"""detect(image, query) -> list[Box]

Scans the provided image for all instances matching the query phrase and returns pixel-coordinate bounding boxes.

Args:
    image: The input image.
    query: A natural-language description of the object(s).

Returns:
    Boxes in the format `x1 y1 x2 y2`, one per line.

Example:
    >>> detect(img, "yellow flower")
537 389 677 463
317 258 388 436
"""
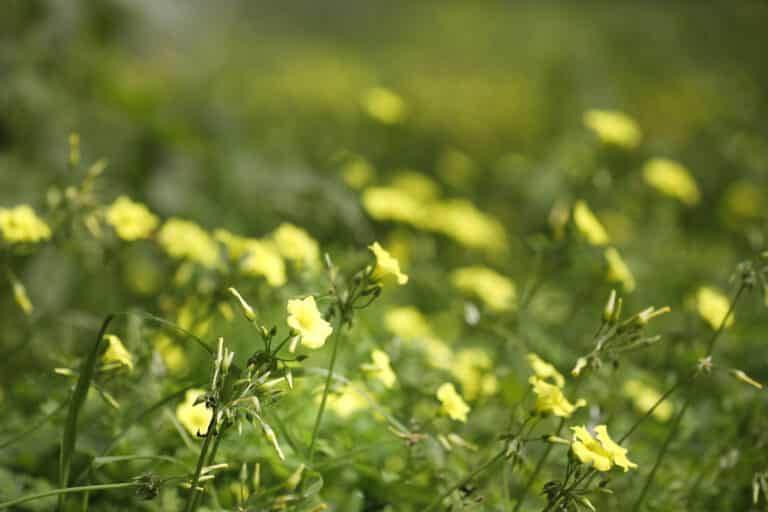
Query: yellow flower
623 379 672 422
571 425 613 471
361 349 396 388
362 186 426 226
0 205 51 244
157 218 219 269
583 109 642 149
272 223 319 268
105 196 159 241
527 353 565 388
451 266 516 311
573 201 609 245
694 286 734 329
529 377 585 417
452 349 495 401
390 171 441 201
424 199 507 253
154 335 186 374
384 306 433 339
286 296 333 349
594 425 637 472
643 158 700 206
422 337 455 370
342 156 375 189
240 240 286 287
369 242 408 285
323 383 368 418
436 382 470 422
102 334 134 371
604 247 636 292
361 87 406 124
176 389 213 436
722 180 763 221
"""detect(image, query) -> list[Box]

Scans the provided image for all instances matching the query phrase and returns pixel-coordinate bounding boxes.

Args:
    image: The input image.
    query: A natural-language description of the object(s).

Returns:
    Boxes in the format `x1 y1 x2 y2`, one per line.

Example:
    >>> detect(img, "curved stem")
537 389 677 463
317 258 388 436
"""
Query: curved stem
307 314 345 465
0 482 139 509
424 449 507 512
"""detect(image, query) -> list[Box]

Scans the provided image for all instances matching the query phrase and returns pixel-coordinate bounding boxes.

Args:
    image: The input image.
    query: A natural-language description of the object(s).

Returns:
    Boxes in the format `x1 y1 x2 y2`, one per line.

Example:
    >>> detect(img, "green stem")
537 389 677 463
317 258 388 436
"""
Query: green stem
0 482 140 509
307 314 345 465
513 415 566 512
183 409 218 512
424 449 507 512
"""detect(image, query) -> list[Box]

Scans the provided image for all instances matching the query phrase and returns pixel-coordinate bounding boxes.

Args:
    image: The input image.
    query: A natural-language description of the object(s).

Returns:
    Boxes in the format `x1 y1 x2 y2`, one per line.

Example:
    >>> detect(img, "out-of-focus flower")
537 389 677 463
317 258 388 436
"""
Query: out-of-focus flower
0 205 51 244
390 171 441 201
341 156 375 189
721 180 763 221
155 335 186 374
571 425 636 472
452 349 496 400
583 109 642 149
176 389 213 436
437 382 470 422
287 296 333 349
240 240 286 287
529 377 585 417
102 334 134 371
361 349 396 388
362 186 426 226
361 87 407 124
451 266 516 311
623 379 672 422
105 196 159 241
323 383 368 418
694 286 734 329
643 158 700 206
384 307 433 339
573 201 609 245
605 247 636 292
369 242 408 285
158 218 219 269
272 223 319 269
527 353 565 387
425 199 507 253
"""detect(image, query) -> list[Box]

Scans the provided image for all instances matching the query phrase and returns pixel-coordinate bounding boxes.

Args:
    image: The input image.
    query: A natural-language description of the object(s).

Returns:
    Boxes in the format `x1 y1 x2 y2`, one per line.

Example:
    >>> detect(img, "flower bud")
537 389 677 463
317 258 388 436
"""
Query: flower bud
603 289 617 323
729 369 763 390
228 287 256 322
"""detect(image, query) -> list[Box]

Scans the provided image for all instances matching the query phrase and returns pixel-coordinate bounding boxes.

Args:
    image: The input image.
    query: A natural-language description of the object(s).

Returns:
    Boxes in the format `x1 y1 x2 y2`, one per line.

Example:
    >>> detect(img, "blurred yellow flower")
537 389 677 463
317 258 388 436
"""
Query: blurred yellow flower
272 223 319 269
176 389 213 436
422 337 454 370
240 240 286 287
341 156 375 189
287 296 333 349
154 335 186 374
529 377 585 417
213 229 250 260
695 286 734 329
390 171 441 201
604 247 636 292
425 199 507 253
437 382 470 422
573 201 609 245
453 349 495 400
102 334 134 371
369 242 408 285
451 266 516 311
643 158 700 206
527 353 565 388
623 379 672 422
361 349 396 388
361 87 407 124
384 306 433 339
722 180 763 221
11 278 33 316
0 205 51 244
105 196 159 241
158 218 219 269
324 383 368 418
571 425 637 472
362 186 426 226
583 109 642 149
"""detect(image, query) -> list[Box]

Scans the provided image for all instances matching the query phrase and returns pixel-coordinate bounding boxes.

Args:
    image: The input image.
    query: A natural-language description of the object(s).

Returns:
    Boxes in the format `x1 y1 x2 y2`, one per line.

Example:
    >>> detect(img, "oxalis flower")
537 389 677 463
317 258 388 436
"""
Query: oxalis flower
102 334 134 371
570 425 637 472
436 382 470 422
361 349 397 388
369 242 408 285
176 389 213 437
527 353 565 387
529 377 585 418
286 296 333 349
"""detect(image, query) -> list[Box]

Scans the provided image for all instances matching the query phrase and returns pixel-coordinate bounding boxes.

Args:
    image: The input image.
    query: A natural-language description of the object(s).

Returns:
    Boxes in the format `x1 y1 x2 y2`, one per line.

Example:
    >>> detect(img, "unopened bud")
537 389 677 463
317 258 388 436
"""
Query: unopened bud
11 278 33 316
571 357 588 377
729 369 763 390
285 464 305 491
546 435 570 445
228 287 256 321
68 132 80 168
603 289 617 323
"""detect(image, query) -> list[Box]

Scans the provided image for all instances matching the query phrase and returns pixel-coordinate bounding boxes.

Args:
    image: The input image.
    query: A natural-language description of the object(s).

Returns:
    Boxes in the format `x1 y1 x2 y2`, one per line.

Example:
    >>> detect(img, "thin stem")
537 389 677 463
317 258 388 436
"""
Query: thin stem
704 284 745 355
619 371 693 444
0 482 140 509
307 313 344 465
424 449 507 512
183 409 218 512
513 417 566 512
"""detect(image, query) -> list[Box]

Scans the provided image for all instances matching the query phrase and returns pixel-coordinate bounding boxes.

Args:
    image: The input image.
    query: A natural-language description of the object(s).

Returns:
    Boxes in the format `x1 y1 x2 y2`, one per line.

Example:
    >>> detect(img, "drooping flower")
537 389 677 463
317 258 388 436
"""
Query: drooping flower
623 379 672 422
105 196 159 241
369 242 408 285
529 377 585 417
527 353 565 388
694 286 734 329
157 218 219 269
102 334 134 371
573 201 609 245
272 223 319 268
605 247 636 292
361 87 407 124
437 382 470 422
643 158 700 206
0 205 51 244
361 349 397 388
176 389 213 436
583 109 642 149
286 296 333 349
451 266 516 311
